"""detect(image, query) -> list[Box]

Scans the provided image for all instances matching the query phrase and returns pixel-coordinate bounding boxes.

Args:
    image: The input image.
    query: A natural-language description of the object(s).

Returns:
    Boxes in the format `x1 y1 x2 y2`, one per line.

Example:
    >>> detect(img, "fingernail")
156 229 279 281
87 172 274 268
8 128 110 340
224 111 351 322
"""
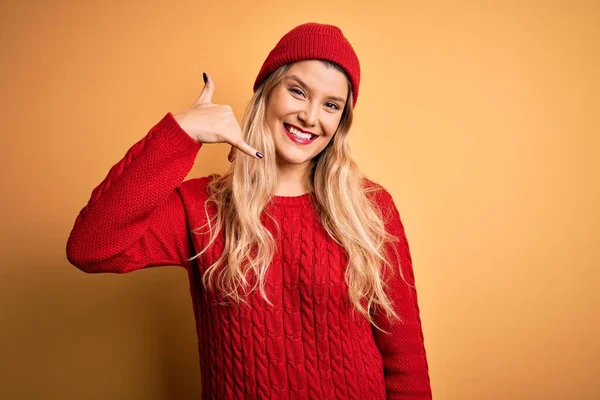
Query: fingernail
203 72 207 83
256 152 263 159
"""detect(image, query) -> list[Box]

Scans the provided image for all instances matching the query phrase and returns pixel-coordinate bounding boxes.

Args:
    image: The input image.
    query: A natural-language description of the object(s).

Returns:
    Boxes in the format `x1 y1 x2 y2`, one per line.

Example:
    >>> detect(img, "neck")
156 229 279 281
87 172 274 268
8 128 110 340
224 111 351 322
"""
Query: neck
275 160 311 196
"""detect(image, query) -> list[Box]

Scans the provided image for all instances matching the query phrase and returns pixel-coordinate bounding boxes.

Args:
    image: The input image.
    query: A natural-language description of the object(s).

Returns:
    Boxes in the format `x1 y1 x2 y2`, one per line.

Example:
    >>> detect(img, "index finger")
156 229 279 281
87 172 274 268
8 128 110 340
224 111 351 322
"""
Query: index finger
234 139 263 159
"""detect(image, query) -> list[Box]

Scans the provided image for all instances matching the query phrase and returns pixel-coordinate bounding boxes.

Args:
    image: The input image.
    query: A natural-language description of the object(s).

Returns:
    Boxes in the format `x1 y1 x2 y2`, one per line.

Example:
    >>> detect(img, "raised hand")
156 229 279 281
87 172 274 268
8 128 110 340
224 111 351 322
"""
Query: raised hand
173 73 263 160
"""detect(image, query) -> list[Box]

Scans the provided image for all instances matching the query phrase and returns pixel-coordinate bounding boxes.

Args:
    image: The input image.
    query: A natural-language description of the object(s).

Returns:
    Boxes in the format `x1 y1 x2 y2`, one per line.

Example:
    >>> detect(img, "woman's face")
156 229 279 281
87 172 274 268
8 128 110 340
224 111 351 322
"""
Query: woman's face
265 60 349 168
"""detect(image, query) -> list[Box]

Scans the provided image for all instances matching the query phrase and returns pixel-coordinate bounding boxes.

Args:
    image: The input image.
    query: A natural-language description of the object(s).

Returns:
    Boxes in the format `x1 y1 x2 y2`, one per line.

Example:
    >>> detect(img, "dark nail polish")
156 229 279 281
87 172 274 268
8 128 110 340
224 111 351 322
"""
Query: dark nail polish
256 152 264 159
203 72 207 83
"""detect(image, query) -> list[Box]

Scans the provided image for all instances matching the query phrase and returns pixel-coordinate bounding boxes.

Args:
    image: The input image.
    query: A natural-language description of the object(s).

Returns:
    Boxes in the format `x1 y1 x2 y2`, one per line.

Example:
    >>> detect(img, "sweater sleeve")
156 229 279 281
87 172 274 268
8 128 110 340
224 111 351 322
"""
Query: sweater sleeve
66 112 202 273
371 188 432 399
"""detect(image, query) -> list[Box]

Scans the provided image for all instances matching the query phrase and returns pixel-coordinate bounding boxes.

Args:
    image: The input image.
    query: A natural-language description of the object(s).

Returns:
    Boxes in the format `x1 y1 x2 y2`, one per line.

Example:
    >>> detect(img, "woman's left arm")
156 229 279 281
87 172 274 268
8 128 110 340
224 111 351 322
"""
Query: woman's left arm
371 188 432 399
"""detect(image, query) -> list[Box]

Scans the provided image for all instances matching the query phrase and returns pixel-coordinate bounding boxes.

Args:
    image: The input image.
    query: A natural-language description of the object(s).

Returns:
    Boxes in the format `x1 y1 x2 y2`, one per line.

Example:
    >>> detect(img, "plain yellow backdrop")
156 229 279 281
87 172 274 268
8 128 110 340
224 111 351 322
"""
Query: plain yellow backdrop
1 1 598 399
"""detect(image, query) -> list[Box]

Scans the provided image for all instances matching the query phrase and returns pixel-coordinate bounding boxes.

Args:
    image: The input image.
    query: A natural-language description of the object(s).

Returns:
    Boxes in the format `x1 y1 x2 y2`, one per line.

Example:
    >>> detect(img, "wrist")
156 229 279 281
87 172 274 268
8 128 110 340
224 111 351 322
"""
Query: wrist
172 112 198 142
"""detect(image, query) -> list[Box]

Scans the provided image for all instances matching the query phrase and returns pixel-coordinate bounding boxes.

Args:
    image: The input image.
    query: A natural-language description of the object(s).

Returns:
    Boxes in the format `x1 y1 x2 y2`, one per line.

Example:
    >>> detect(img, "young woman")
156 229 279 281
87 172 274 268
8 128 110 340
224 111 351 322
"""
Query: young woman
67 22 432 399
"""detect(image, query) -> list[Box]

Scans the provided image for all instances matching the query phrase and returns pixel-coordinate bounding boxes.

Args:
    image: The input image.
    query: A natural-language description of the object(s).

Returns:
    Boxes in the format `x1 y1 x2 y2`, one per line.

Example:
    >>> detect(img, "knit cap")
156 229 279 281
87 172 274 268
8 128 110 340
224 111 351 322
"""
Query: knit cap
253 22 361 106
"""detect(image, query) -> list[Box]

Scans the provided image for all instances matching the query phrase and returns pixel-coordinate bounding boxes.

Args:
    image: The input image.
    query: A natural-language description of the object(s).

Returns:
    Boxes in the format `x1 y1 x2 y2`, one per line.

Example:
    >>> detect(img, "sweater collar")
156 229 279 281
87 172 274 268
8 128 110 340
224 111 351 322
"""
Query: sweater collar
269 192 314 207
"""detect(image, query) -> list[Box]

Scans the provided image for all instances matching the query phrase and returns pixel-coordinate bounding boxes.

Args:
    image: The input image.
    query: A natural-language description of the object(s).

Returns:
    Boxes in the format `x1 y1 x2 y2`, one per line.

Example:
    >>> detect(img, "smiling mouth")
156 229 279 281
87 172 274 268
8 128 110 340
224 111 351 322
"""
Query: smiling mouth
283 123 318 140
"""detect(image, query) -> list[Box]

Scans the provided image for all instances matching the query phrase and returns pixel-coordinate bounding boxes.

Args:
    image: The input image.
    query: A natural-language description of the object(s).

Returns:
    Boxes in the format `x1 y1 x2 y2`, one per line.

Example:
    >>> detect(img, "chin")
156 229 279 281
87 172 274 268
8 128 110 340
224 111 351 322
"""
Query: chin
274 145 313 164
276 152 312 165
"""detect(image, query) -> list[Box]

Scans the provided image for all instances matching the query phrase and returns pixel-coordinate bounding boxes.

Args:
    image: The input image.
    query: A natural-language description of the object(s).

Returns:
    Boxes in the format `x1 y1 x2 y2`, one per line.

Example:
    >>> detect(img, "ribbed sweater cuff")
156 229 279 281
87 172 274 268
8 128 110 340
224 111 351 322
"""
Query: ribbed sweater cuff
155 111 203 154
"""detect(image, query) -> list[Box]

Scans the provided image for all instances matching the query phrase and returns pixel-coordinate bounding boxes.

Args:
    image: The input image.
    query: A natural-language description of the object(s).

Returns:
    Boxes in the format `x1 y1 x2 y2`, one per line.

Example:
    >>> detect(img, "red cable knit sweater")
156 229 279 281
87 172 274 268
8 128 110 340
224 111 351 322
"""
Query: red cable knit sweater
66 112 431 399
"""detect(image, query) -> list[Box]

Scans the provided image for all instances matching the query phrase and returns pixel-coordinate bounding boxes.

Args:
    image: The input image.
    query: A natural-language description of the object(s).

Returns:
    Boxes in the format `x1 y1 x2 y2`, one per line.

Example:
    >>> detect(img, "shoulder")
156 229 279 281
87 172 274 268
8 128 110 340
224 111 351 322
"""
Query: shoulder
176 175 221 228
362 177 395 209
180 175 217 198
361 178 406 235
178 174 222 216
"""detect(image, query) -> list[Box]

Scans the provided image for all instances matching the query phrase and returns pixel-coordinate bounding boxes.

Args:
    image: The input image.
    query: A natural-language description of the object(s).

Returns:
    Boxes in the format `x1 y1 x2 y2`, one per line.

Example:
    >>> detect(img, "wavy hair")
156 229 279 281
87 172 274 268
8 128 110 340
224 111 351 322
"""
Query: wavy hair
188 61 408 331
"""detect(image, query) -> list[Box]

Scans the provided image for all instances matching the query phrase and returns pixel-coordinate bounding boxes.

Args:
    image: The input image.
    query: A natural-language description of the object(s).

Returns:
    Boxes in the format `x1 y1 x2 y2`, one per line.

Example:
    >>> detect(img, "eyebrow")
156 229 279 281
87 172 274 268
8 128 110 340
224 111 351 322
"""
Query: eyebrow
285 75 347 104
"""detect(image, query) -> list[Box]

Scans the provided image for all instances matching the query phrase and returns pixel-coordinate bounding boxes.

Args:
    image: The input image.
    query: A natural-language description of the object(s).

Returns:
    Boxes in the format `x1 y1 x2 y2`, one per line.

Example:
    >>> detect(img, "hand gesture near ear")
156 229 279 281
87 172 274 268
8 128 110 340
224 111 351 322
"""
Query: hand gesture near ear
173 73 263 160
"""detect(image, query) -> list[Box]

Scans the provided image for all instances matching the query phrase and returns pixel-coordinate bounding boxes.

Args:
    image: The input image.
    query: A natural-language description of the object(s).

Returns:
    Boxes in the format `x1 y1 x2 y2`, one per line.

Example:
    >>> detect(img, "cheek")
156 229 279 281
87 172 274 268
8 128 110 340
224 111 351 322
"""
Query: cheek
267 90 295 119
323 116 342 137
318 133 336 150
265 93 282 120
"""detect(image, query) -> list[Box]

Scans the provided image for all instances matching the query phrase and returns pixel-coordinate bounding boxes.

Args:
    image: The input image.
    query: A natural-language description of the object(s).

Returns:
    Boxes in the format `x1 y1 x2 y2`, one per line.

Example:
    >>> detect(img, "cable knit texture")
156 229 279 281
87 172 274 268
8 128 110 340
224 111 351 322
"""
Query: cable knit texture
66 112 432 399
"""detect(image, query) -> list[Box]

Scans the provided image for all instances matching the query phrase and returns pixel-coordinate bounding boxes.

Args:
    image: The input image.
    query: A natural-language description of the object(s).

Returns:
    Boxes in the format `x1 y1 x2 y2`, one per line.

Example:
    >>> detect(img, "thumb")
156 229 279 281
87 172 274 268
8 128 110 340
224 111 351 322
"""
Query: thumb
194 72 214 105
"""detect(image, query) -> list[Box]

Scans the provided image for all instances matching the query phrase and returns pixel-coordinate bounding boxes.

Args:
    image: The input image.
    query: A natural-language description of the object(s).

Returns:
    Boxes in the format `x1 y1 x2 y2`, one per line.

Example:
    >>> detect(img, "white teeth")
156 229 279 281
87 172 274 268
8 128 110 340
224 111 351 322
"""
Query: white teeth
287 125 313 140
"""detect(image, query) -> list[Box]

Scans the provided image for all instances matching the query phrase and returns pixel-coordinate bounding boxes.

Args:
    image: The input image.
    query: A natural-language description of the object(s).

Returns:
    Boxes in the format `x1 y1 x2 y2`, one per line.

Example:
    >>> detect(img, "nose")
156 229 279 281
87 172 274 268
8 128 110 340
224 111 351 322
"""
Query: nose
298 101 318 127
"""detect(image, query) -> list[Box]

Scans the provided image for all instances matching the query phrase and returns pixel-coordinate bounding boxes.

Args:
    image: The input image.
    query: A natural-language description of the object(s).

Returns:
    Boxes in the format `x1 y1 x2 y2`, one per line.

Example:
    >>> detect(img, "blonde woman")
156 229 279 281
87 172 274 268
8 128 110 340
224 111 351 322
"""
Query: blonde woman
67 22 432 399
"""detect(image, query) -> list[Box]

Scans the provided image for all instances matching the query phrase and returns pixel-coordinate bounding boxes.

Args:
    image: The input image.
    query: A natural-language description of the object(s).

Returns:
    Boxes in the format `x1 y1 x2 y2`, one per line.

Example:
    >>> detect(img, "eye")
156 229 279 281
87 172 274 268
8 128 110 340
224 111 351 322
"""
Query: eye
288 87 305 97
325 102 340 110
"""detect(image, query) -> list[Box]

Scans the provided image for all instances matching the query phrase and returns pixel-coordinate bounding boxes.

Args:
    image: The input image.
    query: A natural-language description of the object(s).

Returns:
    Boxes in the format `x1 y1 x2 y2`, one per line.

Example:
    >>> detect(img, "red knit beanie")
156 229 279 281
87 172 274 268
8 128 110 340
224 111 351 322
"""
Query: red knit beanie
253 22 361 106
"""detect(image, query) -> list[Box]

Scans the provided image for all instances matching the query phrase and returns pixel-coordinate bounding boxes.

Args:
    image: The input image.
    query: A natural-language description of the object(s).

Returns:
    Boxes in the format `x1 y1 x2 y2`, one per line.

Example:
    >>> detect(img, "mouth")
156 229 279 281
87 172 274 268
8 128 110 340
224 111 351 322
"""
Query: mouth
283 123 318 145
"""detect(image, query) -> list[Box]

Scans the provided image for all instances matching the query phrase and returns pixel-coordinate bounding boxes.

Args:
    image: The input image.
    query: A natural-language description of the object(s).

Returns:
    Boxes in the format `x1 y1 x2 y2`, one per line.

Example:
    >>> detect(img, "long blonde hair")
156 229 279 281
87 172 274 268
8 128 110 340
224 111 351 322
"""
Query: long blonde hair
188 61 407 331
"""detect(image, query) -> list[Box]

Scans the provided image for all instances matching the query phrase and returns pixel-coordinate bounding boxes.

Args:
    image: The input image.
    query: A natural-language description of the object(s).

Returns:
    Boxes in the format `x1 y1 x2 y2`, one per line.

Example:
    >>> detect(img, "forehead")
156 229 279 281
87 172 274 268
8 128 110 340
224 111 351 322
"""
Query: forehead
283 60 348 97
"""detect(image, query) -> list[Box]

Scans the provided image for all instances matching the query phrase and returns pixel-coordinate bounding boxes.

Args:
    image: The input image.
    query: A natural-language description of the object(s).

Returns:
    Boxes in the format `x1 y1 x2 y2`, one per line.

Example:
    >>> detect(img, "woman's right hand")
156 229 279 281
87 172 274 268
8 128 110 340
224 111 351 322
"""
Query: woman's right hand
173 72 263 160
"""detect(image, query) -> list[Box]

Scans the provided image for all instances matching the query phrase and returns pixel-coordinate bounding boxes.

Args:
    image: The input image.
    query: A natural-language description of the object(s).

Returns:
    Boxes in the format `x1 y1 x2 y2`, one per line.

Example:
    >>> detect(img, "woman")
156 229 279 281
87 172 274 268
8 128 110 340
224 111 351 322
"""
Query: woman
66 22 432 399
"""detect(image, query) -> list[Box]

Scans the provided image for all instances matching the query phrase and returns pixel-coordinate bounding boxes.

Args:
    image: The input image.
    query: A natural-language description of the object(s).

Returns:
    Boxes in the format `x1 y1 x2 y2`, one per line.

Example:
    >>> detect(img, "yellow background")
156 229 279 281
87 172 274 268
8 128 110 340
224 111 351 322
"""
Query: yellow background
1 1 598 399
